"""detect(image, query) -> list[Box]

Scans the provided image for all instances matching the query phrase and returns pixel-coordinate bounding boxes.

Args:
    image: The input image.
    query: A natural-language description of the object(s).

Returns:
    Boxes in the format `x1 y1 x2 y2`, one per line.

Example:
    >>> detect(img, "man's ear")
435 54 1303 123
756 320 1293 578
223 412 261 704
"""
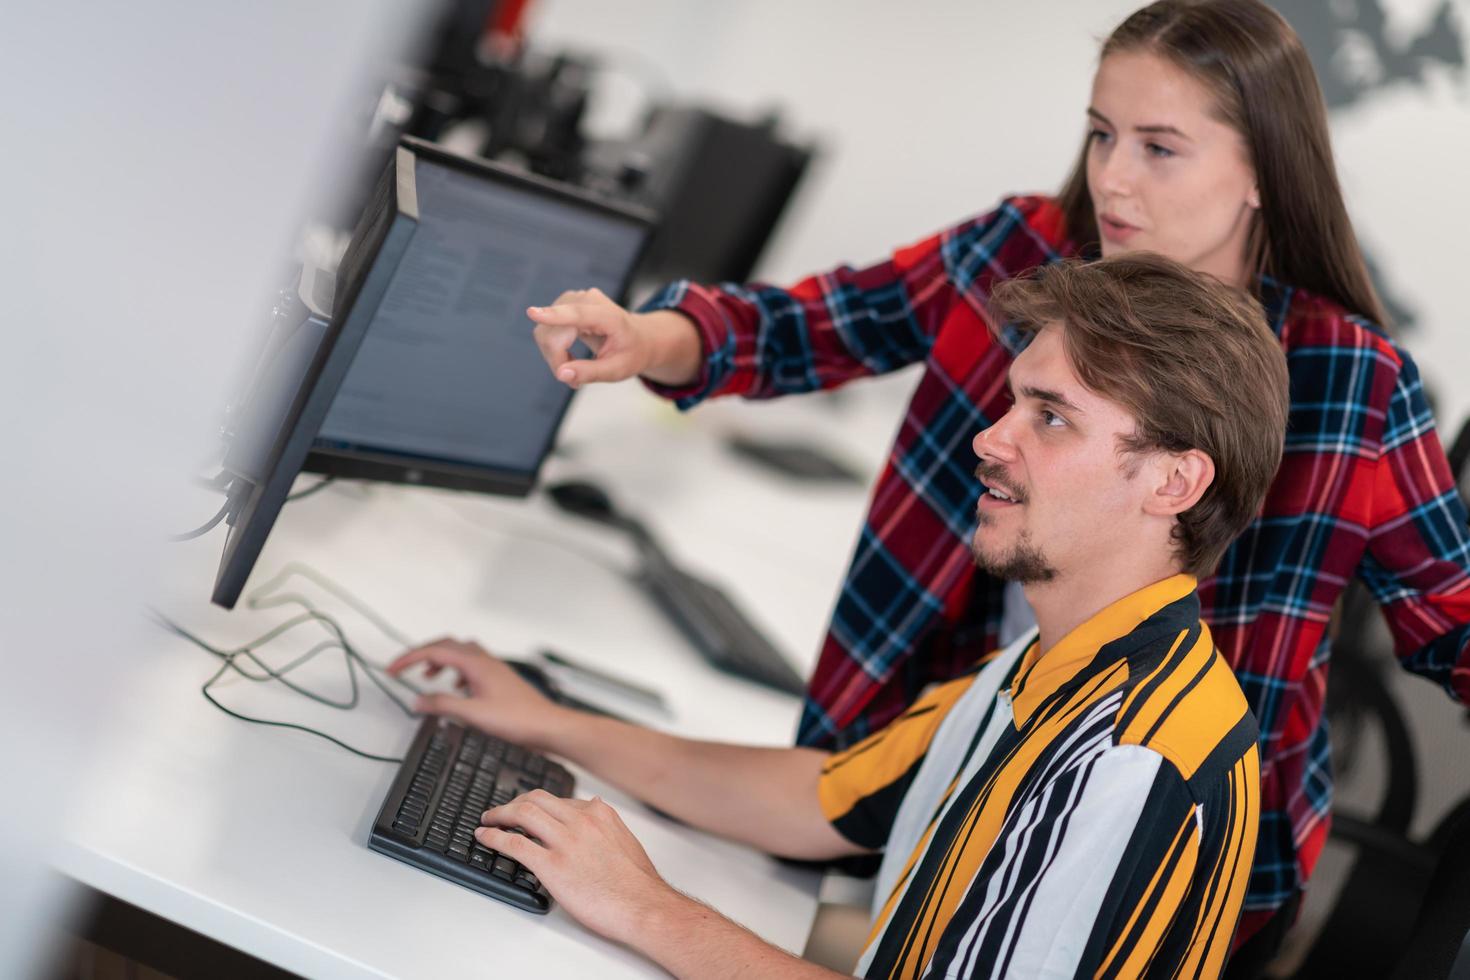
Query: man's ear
1142 449 1215 518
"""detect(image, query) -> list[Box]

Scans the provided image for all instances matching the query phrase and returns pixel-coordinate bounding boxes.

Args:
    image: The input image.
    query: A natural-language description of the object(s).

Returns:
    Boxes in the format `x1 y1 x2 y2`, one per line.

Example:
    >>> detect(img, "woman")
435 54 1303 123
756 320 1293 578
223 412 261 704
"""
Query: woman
527 0 1470 970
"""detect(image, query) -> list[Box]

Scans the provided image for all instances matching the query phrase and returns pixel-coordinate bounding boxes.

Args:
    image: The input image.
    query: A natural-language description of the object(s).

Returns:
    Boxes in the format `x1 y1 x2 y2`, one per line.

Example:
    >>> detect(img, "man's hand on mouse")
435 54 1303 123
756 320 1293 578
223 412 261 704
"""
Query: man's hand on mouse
387 638 572 750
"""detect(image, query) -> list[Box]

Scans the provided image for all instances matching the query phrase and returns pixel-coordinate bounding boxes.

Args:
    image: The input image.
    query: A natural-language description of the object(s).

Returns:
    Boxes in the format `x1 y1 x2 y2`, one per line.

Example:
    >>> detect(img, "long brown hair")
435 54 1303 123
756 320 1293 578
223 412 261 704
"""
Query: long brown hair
1056 0 1391 327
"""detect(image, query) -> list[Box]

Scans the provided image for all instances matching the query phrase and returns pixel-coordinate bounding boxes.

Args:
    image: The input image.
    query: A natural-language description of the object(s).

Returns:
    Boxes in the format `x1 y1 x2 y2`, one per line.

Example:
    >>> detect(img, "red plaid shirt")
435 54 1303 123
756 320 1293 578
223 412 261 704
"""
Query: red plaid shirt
641 195 1470 941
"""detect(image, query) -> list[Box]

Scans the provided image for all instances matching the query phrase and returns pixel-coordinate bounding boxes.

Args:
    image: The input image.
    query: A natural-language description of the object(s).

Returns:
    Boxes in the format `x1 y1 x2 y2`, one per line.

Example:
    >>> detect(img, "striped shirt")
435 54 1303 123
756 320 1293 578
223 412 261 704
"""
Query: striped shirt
640 194 1470 941
818 575 1259 979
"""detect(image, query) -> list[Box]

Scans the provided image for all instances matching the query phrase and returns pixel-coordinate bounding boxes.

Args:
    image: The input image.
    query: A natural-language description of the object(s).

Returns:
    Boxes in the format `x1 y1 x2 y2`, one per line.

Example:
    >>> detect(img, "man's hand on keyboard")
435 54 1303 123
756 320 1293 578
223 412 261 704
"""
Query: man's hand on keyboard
475 789 670 944
387 638 571 750
477 790 849 978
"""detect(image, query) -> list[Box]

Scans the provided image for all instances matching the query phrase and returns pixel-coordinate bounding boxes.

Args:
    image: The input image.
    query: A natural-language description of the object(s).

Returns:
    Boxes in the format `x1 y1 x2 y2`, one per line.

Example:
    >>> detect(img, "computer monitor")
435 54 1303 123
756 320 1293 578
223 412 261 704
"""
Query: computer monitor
304 137 652 494
632 106 812 286
210 138 652 609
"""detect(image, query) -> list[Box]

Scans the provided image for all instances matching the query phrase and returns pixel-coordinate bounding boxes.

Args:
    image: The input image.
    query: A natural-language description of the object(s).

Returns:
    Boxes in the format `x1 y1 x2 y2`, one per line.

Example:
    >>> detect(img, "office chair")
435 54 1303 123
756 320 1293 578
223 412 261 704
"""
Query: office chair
1286 415 1470 980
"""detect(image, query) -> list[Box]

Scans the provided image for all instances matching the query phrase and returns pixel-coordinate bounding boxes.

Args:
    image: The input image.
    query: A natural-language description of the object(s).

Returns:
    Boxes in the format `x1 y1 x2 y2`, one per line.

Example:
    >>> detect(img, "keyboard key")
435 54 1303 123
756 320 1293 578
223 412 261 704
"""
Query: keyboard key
491 856 517 880
448 842 471 862
514 872 539 892
469 848 491 870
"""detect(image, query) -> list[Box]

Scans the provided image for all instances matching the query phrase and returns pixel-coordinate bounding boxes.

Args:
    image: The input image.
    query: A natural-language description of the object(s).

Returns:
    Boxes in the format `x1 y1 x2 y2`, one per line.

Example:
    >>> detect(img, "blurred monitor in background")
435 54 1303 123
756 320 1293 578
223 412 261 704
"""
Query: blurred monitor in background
627 106 813 287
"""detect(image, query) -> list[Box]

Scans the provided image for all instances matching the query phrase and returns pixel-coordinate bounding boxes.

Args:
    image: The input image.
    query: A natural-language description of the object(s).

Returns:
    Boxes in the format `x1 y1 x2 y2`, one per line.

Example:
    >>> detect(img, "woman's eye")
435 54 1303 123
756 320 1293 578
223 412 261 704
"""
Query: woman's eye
1040 409 1066 428
1146 142 1175 159
1088 128 1112 145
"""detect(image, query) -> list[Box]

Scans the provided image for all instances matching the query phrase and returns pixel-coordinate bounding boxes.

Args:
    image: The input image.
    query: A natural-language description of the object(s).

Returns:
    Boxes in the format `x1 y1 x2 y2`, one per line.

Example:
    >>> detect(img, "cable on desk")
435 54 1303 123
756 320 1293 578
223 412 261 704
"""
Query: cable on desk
246 561 418 650
150 609 408 764
147 562 429 765
245 562 427 712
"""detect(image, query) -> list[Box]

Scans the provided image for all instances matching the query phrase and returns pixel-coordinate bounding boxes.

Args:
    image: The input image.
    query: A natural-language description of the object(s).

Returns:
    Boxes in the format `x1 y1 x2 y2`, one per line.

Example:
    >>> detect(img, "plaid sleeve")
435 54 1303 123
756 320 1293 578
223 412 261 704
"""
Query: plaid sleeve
636 199 1046 408
1357 350 1470 702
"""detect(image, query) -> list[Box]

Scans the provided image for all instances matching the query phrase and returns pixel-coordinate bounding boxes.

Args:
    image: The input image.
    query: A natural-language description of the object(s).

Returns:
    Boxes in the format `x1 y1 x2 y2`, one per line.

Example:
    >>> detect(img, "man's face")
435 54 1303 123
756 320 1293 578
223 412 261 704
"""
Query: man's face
970 325 1153 583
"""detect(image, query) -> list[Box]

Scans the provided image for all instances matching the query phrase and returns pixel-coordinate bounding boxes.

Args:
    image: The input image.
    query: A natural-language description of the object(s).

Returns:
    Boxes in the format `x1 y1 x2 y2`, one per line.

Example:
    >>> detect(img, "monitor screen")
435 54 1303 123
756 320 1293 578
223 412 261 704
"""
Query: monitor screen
212 140 652 608
308 141 652 494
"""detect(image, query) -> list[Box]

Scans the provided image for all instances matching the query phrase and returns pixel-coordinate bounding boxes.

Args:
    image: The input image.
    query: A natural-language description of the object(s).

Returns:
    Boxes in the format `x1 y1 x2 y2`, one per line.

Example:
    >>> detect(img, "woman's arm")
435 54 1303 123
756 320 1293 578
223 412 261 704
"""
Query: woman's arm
1358 353 1470 703
528 197 1066 406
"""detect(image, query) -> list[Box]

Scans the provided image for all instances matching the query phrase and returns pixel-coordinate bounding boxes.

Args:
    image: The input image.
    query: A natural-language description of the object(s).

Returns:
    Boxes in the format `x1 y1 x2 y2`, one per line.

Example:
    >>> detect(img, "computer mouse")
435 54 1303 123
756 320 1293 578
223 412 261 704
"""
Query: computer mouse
546 479 619 523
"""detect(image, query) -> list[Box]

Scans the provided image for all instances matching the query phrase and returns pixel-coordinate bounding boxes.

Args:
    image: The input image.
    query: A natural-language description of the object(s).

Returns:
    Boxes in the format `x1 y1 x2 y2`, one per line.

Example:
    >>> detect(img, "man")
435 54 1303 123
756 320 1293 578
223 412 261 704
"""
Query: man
389 254 1289 978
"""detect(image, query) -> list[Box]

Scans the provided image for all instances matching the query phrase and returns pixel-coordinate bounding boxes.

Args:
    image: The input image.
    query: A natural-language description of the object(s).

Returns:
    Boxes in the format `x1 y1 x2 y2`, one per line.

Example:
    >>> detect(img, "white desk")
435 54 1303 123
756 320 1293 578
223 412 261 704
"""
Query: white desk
55 378 908 978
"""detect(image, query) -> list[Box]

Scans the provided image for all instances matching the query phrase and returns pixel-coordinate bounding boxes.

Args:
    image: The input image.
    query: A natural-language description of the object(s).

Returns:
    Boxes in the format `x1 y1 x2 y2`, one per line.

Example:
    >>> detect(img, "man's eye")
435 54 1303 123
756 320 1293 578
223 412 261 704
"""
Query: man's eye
1040 409 1066 428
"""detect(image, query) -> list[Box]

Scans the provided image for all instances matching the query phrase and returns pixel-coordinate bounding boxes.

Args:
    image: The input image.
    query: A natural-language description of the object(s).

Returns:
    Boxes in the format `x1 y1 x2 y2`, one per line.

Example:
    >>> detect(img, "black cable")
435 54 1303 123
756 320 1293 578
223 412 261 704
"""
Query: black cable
286 477 336 502
200 668 404 765
246 562 417 650
169 498 233 542
161 609 367 709
246 593 421 713
150 608 411 764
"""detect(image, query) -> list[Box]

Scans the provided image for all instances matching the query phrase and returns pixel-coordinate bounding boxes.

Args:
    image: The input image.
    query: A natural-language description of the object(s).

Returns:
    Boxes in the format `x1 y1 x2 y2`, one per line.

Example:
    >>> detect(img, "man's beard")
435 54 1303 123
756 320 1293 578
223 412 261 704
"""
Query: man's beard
972 461 1056 582
971 526 1058 584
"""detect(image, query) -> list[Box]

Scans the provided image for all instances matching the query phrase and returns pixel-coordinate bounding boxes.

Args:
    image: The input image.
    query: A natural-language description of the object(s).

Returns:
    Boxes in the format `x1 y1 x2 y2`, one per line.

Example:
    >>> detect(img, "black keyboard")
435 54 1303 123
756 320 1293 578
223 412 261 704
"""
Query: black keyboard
543 478 808 697
369 716 574 913
638 559 807 697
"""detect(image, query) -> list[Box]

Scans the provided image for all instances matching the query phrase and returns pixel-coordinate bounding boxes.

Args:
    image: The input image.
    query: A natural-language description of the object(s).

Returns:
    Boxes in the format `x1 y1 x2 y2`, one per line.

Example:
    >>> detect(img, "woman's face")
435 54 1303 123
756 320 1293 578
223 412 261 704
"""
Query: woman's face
1086 50 1260 287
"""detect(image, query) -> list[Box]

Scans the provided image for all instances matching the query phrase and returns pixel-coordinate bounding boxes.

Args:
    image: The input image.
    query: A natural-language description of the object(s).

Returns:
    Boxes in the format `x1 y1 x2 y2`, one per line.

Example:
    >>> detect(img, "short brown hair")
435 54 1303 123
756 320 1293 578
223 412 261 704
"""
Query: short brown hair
989 254 1289 576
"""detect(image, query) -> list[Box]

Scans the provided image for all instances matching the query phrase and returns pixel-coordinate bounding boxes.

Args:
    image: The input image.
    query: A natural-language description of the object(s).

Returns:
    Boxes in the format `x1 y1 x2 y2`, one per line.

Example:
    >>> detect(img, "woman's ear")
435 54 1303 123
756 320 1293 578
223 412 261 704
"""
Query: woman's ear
1247 184 1261 210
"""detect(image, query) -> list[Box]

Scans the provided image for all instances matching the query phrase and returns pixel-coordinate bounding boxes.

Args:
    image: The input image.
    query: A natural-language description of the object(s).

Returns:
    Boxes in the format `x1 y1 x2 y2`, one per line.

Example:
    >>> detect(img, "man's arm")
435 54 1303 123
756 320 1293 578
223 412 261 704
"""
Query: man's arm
477 792 849 979
387 639 866 861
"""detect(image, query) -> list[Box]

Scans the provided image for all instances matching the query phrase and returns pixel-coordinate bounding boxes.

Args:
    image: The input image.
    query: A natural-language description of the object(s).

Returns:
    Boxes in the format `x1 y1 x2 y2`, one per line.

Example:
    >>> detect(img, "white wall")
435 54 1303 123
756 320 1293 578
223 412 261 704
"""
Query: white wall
530 0 1470 427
